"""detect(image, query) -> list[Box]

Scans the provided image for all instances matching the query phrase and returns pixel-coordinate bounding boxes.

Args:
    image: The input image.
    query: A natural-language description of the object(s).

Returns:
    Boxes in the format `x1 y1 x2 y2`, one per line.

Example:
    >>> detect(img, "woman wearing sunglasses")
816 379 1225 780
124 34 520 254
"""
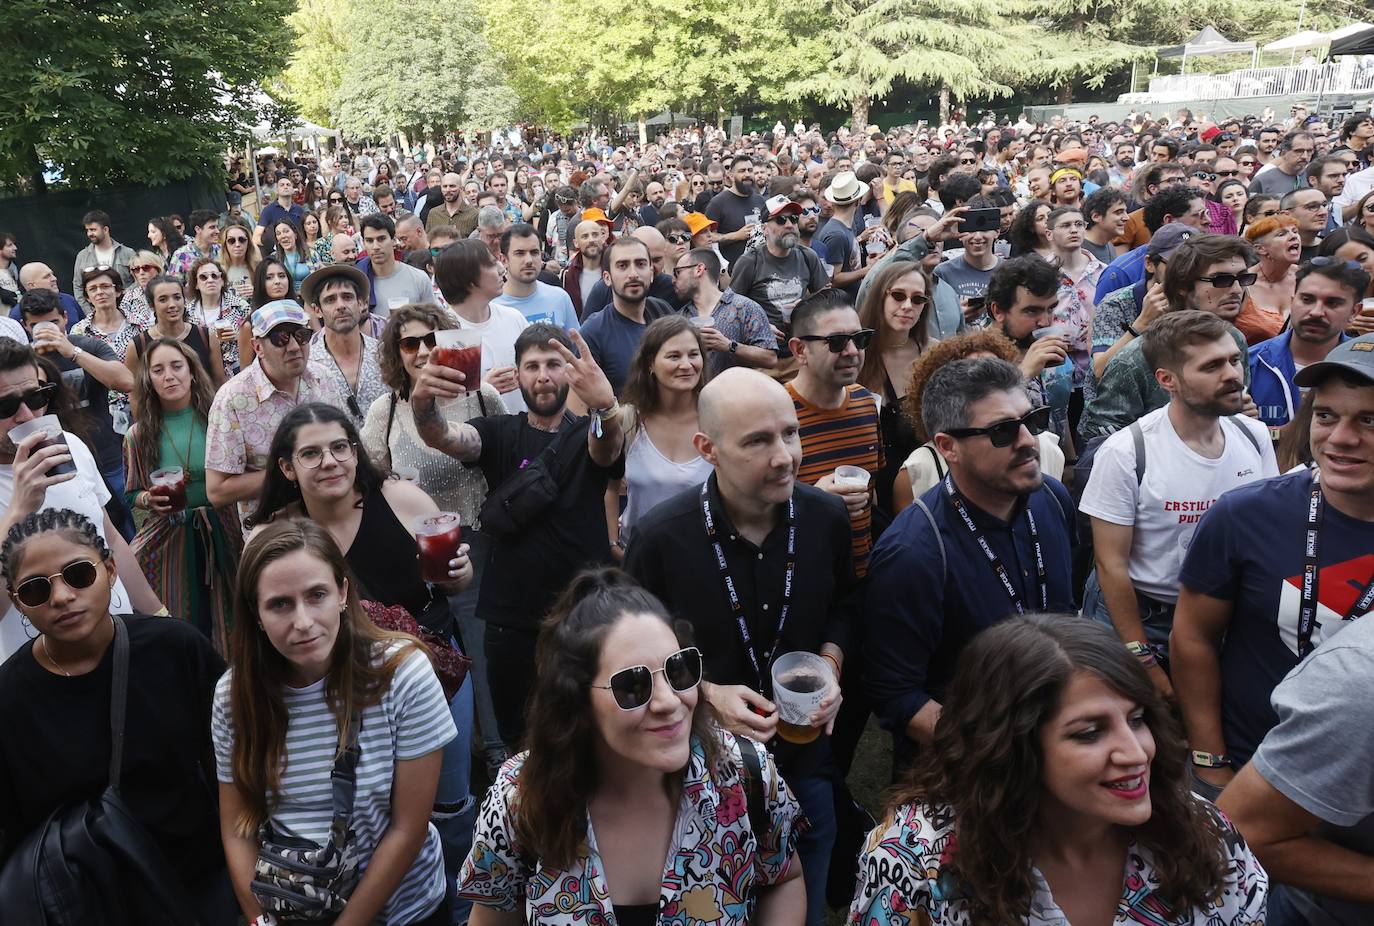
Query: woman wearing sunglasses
0 508 234 922
186 256 250 377
220 218 260 303
460 567 806 926
120 250 163 328
849 614 1266 926
215 519 458 926
1239 215 1301 345
124 274 225 390
124 338 242 656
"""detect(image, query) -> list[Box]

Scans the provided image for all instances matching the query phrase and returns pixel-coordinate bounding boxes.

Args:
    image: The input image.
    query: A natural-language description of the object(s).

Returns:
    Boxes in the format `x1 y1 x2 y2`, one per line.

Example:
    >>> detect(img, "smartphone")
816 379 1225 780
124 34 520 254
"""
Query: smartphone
959 208 1001 233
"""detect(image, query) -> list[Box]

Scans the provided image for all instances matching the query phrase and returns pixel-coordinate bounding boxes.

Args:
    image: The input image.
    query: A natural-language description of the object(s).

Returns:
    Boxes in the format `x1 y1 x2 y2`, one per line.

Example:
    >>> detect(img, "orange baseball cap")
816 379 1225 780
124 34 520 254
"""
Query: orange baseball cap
684 212 718 236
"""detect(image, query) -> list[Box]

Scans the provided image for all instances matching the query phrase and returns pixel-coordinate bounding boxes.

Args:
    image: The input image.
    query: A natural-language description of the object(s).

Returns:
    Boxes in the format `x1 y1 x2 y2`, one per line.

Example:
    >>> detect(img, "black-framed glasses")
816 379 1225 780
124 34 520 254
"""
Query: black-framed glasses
798 329 875 353
772 214 798 226
1309 256 1362 271
1198 272 1258 289
399 331 438 353
0 382 56 419
11 560 99 608
1215 169 1240 178
591 646 703 711
294 438 356 469
945 405 1052 448
708 180 724 188
1192 171 1217 181
225 234 249 245
265 326 312 348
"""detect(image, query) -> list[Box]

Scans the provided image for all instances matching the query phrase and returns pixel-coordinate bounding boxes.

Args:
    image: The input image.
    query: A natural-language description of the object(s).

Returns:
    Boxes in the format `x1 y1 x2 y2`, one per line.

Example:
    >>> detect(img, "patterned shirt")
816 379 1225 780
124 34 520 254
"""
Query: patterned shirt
70 314 141 430
118 287 155 330
1053 252 1103 392
167 241 220 283
1091 284 1142 358
850 800 1267 926
686 288 778 377
187 291 252 373
308 330 387 424
460 731 804 926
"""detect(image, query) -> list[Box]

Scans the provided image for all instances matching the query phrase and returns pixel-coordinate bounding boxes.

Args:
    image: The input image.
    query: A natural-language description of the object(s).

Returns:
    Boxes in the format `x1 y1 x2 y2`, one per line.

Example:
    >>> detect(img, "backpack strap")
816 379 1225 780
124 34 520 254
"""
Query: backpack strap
924 444 947 480
736 737 768 843
911 498 947 578
1223 415 1263 456
1130 420 1146 486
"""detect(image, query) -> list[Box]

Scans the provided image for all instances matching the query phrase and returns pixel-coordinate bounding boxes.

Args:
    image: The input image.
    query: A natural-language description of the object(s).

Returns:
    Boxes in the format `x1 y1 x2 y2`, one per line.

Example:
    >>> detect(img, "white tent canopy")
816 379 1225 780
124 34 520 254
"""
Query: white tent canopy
252 118 341 143
1156 26 1258 72
1263 30 1329 52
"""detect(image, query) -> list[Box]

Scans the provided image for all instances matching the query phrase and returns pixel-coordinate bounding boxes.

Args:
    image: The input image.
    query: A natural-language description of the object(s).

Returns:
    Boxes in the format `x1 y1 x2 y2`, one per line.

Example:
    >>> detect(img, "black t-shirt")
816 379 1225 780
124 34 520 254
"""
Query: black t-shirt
54 335 122 474
471 413 625 629
0 615 226 886
705 190 766 265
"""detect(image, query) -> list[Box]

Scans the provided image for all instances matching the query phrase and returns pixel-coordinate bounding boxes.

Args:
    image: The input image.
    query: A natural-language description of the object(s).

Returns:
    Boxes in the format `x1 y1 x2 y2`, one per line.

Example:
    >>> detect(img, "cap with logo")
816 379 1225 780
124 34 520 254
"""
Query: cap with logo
1147 223 1196 260
765 195 802 220
1294 333 1374 387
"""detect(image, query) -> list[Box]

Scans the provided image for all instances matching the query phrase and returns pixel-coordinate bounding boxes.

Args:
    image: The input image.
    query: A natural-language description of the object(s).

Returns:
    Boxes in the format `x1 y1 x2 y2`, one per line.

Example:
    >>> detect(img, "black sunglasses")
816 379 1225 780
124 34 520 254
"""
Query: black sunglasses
1198 272 1258 289
0 382 57 419
665 233 691 245
266 326 312 348
945 405 1052 448
772 214 798 226
591 646 703 711
399 332 438 353
798 329 875 353
1215 169 1240 178
11 559 100 608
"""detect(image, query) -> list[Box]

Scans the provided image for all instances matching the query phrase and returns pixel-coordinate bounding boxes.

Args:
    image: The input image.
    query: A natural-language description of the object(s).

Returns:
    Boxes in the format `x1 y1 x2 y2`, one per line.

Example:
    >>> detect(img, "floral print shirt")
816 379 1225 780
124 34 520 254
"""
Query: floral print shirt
850 801 1267 926
460 731 805 926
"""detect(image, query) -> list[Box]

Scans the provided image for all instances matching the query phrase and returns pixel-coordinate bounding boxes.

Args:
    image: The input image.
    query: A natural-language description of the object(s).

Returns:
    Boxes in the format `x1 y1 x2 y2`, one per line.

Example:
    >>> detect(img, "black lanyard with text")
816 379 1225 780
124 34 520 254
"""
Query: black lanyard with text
700 482 796 692
1297 475 1374 657
943 474 1047 614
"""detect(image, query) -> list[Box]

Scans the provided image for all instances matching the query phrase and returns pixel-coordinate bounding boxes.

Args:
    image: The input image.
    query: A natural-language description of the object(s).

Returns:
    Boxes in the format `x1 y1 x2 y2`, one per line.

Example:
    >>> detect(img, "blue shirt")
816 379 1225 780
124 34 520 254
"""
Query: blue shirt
864 475 1077 764
257 201 306 229
579 298 674 395
9 292 83 329
1247 331 1347 429
1180 470 1374 764
1094 244 1147 304
491 282 580 331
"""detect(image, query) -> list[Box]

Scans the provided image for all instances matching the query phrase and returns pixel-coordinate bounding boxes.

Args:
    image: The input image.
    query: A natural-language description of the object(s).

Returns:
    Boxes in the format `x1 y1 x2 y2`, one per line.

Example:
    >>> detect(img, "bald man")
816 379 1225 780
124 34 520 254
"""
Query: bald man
329 233 358 265
424 171 478 237
625 366 858 926
561 218 610 319
10 263 82 328
579 223 678 317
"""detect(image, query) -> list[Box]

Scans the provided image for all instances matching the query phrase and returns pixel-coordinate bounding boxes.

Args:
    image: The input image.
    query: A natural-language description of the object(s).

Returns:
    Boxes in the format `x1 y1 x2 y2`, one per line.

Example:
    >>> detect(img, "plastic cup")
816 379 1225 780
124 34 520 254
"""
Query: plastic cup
387 297 407 313
31 321 60 354
9 415 76 476
415 512 462 584
689 315 715 328
149 466 188 510
1362 297 1374 316
1032 325 1069 340
832 464 871 492
771 651 832 745
432 329 483 392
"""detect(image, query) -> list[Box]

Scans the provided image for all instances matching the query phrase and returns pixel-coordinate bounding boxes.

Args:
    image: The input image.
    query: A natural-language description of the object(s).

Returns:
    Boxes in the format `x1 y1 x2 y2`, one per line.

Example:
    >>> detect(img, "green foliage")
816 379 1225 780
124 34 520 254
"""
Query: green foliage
0 0 294 190
282 0 351 127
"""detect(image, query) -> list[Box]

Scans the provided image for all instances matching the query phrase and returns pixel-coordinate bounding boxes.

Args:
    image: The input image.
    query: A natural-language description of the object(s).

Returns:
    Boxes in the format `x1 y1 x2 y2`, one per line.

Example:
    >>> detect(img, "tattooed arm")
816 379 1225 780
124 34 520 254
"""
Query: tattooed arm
410 362 484 462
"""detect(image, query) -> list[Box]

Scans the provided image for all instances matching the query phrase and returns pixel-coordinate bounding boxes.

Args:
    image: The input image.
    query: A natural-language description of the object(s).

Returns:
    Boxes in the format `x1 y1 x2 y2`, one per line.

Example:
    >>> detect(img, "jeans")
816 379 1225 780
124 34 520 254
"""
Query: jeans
787 774 837 926
485 622 540 752
450 532 506 769
433 657 476 926
1266 884 1312 926
102 458 135 542
1083 569 1176 664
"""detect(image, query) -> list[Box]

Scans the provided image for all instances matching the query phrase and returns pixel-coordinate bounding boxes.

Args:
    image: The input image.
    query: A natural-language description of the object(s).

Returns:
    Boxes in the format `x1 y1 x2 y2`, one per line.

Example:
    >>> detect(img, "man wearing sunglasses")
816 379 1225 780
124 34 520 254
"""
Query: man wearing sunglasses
728 195 829 334
865 357 1076 773
205 300 346 517
1082 311 1276 703
0 339 163 660
625 366 857 926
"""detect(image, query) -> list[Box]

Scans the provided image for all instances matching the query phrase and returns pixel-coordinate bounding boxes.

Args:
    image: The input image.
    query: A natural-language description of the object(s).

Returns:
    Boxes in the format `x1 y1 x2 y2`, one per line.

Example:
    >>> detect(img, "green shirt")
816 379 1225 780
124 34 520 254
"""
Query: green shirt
158 406 210 509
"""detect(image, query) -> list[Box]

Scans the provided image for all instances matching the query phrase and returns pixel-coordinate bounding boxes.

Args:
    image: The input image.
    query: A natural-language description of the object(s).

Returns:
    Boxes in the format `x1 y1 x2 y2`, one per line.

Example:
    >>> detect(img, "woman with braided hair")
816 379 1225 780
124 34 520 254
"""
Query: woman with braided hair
0 508 235 921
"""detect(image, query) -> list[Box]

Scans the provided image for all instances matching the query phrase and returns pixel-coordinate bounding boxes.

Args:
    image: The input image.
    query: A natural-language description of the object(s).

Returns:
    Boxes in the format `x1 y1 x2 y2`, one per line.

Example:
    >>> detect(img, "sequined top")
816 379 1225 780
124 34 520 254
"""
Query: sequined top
359 387 504 528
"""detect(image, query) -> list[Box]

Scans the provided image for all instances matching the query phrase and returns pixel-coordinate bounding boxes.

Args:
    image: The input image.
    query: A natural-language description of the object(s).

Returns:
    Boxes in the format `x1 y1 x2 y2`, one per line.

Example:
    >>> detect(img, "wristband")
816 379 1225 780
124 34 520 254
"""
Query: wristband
820 651 842 680
1125 323 1140 338
728 340 739 354
1124 641 1157 667
1190 750 1232 769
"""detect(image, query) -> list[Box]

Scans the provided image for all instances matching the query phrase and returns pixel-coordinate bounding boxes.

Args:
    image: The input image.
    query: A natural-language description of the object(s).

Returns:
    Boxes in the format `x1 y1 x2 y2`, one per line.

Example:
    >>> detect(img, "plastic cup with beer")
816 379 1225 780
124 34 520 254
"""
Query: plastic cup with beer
770 651 832 744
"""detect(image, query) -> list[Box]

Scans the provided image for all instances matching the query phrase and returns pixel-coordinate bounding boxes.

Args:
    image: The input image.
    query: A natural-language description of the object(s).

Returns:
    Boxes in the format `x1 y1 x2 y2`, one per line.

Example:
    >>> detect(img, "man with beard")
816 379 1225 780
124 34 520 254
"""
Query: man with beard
728 195 828 332
638 180 667 227
1248 259 1364 429
985 256 1072 419
1080 311 1275 701
302 264 385 423
864 356 1077 773
705 154 766 266
579 237 674 394
560 218 610 320
1081 235 1260 440
409 322 625 749
424 172 479 238
674 248 776 376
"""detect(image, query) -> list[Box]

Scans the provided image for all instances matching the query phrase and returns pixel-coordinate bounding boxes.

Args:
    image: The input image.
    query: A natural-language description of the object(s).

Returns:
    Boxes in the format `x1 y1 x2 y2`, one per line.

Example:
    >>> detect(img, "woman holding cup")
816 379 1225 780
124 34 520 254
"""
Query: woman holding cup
219 219 259 303
124 338 243 656
185 256 249 376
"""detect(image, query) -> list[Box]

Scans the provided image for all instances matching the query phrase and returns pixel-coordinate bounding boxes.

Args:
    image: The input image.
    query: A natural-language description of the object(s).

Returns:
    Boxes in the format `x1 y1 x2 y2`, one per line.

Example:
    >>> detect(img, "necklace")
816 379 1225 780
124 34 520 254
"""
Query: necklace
40 635 71 677
1257 261 1287 285
165 405 198 474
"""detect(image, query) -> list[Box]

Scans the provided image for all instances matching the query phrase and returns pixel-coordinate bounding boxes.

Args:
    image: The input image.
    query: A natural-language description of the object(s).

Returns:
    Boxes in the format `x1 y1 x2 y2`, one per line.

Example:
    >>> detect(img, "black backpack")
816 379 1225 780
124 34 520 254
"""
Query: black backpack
0 617 201 925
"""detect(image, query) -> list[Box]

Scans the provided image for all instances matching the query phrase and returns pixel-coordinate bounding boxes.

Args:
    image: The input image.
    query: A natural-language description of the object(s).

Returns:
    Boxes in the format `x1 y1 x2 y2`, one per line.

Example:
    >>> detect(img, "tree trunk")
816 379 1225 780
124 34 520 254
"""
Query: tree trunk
938 83 951 126
398 129 411 155
1056 81 1074 104
638 112 647 147
850 93 870 135
25 144 46 195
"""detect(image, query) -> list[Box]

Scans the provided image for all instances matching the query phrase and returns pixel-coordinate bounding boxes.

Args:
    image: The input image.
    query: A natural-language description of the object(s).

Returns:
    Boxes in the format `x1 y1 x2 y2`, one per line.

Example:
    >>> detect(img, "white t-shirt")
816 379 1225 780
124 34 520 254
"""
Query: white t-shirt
1080 406 1278 601
0 432 131 661
455 303 531 413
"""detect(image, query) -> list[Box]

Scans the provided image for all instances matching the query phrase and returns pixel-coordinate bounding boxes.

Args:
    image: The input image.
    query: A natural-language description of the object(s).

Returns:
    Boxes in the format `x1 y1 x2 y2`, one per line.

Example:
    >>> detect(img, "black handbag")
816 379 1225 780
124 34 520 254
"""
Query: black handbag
0 616 202 925
250 713 364 921
478 412 580 538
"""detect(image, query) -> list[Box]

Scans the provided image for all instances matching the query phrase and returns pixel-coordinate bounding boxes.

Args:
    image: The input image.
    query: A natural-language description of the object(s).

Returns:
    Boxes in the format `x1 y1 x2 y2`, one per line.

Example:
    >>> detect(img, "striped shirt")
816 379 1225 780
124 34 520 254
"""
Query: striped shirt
212 644 456 925
787 382 884 576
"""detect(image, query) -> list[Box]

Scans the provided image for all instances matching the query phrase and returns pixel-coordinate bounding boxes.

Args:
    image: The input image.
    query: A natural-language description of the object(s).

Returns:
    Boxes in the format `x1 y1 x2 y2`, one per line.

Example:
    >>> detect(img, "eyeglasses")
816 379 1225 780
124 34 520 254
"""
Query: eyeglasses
11 560 100 608
81 264 111 274
265 326 312 348
691 180 706 187
1240 160 1257 167
959 157 978 165
945 405 1052 448
226 235 248 245
662 232 691 246
1215 169 1240 178
798 329 875 352
886 289 929 306
294 438 356 469
1192 171 1217 181
131 264 159 274
198 271 222 281
1309 256 1363 271
772 214 798 226
1198 271 1258 289
708 180 724 188
591 646 703 711
0 382 56 418
398 331 438 353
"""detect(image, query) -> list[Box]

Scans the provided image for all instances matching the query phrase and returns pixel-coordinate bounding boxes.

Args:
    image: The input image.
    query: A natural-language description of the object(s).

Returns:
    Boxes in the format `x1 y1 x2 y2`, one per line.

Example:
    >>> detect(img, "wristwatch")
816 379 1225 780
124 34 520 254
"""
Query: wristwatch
1190 750 1232 769
70 344 85 361
728 340 739 354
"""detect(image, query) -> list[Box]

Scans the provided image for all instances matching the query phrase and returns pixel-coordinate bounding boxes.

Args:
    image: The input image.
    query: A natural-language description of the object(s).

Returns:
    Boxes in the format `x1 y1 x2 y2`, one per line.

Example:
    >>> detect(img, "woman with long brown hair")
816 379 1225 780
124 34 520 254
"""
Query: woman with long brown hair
124 338 242 655
213 519 457 925
124 274 225 390
460 568 805 926
850 614 1267 926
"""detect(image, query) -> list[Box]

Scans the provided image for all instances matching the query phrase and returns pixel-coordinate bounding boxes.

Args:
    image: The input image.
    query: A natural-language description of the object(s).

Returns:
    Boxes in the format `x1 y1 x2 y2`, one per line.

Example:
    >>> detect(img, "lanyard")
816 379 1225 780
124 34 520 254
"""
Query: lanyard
943 475 1047 614
700 481 795 692
1297 476 1374 657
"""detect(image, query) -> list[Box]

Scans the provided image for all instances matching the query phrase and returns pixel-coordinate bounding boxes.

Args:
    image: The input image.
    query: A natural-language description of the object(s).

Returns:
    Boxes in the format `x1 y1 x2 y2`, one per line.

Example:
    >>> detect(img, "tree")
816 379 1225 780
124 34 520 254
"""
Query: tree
282 0 351 127
0 0 293 192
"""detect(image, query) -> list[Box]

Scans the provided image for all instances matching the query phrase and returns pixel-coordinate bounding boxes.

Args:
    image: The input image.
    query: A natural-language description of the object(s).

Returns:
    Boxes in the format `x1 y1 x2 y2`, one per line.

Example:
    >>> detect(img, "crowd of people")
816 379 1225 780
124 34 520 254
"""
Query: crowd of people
2 102 1374 925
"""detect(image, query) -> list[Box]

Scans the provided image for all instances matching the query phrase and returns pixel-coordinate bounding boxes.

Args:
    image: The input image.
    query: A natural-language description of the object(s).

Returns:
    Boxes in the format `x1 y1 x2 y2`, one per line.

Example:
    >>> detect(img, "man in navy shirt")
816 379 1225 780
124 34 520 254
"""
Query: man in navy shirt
865 357 1077 772
254 175 306 250
579 237 673 394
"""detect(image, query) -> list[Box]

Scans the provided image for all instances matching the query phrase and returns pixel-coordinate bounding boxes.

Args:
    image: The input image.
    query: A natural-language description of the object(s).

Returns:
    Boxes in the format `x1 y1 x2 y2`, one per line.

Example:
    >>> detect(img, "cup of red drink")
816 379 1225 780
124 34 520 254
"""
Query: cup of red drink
431 329 483 392
415 512 462 584
149 466 188 510
9 415 77 476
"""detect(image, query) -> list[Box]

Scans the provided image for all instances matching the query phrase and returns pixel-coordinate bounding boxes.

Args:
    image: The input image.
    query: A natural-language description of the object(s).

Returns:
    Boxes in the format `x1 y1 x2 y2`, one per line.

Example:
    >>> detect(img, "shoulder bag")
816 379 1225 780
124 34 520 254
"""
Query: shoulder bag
477 411 580 538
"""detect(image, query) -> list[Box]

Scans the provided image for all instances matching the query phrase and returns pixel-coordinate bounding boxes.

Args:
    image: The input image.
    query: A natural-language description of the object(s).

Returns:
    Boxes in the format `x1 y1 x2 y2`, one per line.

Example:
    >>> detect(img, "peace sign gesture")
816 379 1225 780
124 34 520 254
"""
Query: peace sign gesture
548 329 616 411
